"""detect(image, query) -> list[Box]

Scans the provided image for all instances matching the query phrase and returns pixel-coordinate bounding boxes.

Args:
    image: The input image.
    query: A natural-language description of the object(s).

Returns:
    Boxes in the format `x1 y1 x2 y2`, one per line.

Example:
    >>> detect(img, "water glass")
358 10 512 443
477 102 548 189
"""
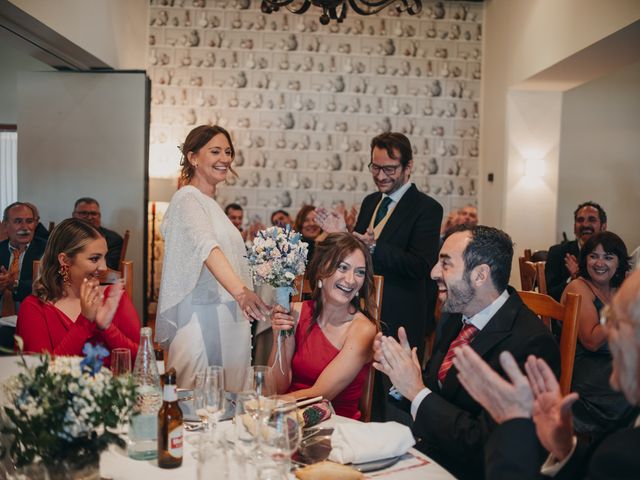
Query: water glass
234 391 260 460
205 366 225 430
260 395 301 474
110 348 131 377
246 366 276 398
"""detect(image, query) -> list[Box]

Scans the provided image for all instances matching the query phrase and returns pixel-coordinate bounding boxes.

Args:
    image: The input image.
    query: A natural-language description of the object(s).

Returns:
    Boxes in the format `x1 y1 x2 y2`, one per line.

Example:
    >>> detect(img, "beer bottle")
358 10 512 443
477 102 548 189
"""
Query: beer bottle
157 368 183 468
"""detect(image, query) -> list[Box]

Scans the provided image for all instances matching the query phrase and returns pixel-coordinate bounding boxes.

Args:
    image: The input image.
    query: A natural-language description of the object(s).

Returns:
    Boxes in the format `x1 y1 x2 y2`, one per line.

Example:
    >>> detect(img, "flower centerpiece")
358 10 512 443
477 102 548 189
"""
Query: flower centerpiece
247 225 308 369
1 340 136 479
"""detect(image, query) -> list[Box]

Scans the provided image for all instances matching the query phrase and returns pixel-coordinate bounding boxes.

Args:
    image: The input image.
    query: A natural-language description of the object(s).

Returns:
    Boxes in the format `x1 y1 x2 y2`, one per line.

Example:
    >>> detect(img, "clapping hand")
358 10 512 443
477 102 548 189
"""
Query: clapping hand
565 253 579 279
373 327 424 401
80 278 124 330
0 266 13 292
526 356 579 461
453 347 533 424
314 207 346 233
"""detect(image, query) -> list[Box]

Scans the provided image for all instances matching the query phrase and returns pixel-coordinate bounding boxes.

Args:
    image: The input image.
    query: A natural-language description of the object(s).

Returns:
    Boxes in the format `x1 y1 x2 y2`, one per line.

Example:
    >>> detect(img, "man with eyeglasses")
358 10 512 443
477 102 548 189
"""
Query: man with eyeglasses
318 132 443 418
0 202 46 317
72 197 123 270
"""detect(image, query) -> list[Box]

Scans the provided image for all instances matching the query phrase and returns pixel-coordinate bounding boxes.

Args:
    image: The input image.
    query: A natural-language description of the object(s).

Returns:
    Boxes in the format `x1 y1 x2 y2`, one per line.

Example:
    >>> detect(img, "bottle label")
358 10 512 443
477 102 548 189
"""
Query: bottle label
163 385 177 402
156 360 165 375
168 426 183 458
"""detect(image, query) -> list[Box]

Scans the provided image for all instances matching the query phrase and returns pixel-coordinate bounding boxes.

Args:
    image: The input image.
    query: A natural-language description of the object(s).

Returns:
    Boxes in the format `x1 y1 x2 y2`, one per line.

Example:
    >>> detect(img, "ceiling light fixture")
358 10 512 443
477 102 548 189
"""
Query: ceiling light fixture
260 0 422 25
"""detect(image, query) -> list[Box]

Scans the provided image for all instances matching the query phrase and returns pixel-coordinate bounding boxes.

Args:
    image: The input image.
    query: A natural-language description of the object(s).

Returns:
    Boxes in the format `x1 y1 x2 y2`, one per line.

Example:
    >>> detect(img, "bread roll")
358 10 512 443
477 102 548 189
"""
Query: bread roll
294 461 364 480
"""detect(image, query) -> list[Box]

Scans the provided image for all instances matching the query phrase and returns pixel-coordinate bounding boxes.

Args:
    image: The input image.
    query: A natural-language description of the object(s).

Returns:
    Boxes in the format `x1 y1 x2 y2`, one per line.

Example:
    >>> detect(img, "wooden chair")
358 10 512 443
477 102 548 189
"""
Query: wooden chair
292 274 384 422
119 230 130 267
519 259 547 294
517 291 581 396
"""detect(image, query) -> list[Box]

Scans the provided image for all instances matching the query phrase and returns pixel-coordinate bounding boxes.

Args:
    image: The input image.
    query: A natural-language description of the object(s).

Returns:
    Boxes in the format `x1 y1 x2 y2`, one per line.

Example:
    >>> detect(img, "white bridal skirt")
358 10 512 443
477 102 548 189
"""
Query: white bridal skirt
168 297 251 392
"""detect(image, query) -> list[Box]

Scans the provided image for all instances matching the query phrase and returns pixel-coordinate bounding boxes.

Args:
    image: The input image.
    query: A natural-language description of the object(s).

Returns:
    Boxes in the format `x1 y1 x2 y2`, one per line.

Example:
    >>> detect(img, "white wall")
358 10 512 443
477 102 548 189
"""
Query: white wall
0 42 53 124
17 71 148 315
557 60 640 252
9 0 148 69
481 0 640 231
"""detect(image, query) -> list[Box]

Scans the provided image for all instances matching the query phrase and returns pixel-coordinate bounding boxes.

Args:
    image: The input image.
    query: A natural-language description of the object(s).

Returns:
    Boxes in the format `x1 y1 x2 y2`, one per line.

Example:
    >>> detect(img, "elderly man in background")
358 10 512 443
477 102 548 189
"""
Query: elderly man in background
454 269 640 480
374 225 560 479
0 202 46 316
72 197 123 270
546 201 607 301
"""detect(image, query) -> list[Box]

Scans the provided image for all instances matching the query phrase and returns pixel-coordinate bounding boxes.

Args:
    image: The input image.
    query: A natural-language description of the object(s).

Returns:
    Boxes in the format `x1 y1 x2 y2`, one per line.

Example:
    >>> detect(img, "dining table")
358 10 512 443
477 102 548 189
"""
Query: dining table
100 414 455 480
0 356 455 479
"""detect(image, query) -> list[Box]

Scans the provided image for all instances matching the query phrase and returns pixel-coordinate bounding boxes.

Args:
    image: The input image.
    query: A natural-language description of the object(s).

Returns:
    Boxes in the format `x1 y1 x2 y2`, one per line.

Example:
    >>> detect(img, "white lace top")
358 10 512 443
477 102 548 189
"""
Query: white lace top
155 186 252 347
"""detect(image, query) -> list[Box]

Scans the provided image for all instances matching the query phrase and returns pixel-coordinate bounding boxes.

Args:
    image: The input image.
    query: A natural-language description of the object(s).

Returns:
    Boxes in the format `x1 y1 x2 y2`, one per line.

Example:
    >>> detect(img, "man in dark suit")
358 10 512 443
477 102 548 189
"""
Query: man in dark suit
0 202 47 316
546 201 607 301
454 269 640 480
374 225 560 479
72 197 123 270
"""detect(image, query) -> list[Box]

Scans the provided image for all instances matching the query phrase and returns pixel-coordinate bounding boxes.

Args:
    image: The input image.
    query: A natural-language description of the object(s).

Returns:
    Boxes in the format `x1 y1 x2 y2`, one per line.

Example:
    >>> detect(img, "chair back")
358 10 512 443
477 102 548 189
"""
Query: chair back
120 260 133 299
119 230 130 267
359 274 383 422
517 291 581 396
519 258 547 295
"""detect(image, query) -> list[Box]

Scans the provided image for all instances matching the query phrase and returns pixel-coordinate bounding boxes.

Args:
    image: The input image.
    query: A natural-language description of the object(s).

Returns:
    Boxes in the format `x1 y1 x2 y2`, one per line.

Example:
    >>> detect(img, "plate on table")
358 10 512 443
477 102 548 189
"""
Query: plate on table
352 455 402 472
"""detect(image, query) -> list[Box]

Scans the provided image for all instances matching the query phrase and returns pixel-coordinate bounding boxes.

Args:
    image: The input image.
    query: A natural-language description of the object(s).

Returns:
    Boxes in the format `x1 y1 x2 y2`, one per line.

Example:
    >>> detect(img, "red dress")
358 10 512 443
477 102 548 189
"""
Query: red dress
15 290 141 367
287 301 369 420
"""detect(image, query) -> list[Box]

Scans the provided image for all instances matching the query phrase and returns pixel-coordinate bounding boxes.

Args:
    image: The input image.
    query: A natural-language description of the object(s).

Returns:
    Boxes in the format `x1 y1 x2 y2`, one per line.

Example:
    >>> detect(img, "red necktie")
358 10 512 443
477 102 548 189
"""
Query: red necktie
1 252 21 317
437 323 479 384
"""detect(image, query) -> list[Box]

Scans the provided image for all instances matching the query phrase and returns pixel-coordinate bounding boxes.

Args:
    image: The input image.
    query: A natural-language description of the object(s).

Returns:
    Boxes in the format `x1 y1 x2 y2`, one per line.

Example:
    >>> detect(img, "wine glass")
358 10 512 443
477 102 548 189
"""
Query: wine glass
205 366 225 434
260 395 301 475
110 348 131 377
246 366 276 398
234 391 260 460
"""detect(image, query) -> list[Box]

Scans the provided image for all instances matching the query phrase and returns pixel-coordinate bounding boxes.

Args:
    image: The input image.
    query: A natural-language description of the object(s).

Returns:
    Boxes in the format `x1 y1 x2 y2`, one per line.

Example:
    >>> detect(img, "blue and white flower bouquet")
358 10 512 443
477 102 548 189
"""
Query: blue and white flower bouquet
247 226 308 369
1 340 136 473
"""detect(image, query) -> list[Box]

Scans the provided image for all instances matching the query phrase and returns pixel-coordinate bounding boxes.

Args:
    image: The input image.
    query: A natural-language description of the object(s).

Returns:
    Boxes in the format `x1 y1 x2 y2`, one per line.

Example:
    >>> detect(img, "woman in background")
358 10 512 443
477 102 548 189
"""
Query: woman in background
16 218 139 364
269 233 378 419
563 231 635 435
294 205 323 265
156 125 269 389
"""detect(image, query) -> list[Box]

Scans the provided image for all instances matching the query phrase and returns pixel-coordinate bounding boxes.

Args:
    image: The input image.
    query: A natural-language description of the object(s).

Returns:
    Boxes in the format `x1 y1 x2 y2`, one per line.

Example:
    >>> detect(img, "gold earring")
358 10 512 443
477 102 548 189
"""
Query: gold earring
58 265 70 286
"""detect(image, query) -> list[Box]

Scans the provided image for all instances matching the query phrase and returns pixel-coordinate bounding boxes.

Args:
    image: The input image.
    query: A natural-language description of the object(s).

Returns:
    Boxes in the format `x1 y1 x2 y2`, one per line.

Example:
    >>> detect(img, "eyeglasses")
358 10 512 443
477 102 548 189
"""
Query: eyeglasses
368 162 402 176
75 211 101 217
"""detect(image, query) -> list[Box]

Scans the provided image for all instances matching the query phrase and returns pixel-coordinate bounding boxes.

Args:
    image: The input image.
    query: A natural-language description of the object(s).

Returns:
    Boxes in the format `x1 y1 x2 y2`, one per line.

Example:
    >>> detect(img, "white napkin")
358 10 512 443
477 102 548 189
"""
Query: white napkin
328 421 415 464
0 315 17 327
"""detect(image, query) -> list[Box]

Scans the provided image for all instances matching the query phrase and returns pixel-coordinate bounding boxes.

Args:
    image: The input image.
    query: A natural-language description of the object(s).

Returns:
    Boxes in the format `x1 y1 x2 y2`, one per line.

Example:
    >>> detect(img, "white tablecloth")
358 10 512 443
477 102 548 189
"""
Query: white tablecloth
101 416 454 480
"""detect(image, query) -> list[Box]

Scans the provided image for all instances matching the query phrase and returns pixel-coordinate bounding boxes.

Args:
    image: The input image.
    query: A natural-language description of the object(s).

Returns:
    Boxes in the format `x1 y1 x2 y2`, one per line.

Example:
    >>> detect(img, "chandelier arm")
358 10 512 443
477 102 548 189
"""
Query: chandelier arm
286 0 313 14
347 0 421 16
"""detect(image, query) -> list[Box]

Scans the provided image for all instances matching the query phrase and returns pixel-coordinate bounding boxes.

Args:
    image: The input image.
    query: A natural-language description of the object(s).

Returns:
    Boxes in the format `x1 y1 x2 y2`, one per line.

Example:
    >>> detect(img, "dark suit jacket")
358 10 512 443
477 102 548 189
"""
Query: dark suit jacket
485 417 640 480
99 226 123 271
354 184 442 348
0 237 47 304
546 240 580 301
413 288 561 480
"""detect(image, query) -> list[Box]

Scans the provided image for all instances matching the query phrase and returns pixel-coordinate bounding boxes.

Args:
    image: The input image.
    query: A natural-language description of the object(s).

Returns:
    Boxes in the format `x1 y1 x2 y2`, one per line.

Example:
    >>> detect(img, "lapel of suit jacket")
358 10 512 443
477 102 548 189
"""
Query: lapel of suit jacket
0 241 9 269
378 184 417 241
439 289 520 397
355 192 382 234
426 313 463 390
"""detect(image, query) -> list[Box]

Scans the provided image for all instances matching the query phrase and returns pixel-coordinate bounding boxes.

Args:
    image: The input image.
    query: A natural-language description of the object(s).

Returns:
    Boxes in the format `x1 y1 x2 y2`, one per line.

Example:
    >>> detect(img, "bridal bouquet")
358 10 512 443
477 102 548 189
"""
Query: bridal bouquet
247 226 308 369
1 340 136 474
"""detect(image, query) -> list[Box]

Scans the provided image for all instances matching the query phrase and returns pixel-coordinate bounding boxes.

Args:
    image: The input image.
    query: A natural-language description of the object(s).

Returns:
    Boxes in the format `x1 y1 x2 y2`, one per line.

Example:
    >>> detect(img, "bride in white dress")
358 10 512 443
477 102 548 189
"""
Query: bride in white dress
156 125 269 390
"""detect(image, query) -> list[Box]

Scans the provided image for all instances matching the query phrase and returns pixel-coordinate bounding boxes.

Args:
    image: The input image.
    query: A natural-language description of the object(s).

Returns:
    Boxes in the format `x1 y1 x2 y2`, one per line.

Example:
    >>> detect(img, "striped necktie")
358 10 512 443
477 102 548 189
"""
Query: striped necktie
374 197 393 227
437 322 479 384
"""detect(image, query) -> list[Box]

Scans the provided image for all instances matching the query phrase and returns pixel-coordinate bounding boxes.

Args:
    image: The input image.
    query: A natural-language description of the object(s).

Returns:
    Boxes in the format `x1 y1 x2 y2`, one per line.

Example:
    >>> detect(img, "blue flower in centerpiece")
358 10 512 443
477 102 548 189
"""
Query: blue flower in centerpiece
80 343 110 376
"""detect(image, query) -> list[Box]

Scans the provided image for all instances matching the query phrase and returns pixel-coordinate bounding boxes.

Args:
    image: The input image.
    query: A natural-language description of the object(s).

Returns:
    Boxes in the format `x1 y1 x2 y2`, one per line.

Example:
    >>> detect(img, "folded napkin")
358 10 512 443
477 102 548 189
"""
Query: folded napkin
298 399 332 428
0 315 17 327
328 421 415 464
